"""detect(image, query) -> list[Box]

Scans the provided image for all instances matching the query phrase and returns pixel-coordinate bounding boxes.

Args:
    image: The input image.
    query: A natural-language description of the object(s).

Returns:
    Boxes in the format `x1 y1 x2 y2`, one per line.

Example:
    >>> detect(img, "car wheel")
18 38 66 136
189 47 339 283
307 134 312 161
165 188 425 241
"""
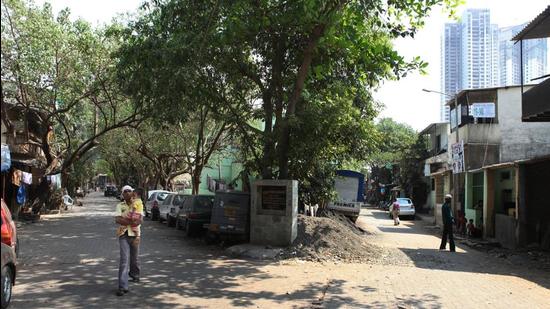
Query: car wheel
1 265 13 309
176 218 183 230
167 216 174 227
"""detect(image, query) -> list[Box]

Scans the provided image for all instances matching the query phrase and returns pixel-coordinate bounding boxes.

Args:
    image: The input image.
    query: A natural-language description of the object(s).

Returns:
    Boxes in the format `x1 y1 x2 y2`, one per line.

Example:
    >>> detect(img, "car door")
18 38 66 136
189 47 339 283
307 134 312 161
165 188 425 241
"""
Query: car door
160 194 174 218
181 197 193 221
170 195 185 219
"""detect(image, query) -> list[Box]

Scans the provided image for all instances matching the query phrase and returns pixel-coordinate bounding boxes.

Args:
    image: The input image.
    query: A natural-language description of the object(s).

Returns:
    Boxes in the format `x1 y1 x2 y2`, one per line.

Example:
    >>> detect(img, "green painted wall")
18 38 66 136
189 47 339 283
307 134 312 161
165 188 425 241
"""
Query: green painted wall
182 148 245 195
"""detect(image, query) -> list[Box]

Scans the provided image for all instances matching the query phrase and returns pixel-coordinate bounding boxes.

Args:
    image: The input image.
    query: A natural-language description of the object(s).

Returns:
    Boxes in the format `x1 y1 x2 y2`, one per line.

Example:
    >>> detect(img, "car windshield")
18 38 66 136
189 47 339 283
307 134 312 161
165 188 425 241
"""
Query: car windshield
397 198 412 205
194 196 214 210
157 193 170 201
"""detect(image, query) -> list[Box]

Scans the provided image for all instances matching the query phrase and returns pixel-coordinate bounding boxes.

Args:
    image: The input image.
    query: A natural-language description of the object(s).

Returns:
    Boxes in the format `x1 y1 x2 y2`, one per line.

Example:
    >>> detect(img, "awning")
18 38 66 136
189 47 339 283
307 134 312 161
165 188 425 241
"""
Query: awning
419 122 448 135
466 155 550 173
512 6 550 41
429 169 451 177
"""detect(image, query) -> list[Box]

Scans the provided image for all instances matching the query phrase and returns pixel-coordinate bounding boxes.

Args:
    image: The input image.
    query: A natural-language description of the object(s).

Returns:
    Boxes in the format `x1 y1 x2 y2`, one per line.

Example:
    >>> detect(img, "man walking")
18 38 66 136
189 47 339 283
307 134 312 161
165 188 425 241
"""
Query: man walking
439 194 456 252
115 185 144 296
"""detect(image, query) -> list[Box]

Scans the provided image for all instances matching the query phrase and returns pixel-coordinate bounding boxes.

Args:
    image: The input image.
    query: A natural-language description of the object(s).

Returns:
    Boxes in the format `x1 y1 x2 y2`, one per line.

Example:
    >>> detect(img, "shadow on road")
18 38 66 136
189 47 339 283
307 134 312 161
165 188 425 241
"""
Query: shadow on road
12 193 353 308
398 247 550 290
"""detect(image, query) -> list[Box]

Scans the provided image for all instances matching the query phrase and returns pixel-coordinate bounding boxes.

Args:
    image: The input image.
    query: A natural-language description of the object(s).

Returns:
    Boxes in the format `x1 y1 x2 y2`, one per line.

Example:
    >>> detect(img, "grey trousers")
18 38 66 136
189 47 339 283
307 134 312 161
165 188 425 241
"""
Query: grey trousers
118 234 140 290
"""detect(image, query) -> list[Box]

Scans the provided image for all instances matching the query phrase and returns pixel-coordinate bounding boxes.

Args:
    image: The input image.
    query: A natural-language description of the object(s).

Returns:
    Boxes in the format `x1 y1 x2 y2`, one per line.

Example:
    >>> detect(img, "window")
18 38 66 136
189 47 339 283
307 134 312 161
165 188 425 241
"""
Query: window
500 171 511 181
157 193 169 201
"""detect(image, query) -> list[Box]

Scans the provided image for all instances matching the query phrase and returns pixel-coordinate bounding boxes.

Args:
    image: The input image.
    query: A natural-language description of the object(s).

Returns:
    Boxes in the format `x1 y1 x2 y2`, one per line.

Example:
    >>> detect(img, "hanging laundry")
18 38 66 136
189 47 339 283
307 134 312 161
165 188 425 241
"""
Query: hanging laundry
12 169 22 186
50 174 62 189
16 184 26 205
1 144 10 172
21 171 33 185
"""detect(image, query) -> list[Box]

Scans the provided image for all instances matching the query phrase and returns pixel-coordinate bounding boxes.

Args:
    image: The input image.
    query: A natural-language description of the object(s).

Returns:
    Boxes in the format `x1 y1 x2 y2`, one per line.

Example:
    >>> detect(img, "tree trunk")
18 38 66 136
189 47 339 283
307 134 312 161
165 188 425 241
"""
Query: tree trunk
260 79 274 179
192 172 201 195
277 24 325 179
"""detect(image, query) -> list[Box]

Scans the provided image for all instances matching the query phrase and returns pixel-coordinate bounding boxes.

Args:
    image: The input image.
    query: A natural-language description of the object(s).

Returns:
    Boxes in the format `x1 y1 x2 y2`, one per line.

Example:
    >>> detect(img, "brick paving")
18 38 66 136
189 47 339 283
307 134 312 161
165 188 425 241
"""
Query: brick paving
10 192 550 308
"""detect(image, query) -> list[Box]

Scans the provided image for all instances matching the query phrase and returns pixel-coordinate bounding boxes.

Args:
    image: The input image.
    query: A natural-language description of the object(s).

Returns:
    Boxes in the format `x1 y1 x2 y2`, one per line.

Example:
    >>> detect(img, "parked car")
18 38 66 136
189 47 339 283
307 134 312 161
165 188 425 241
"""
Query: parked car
159 194 187 227
104 185 118 197
176 195 215 236
145 190 172 220
1 199 17 309
389 198 415 219
157 193 177 223
207 191 250 242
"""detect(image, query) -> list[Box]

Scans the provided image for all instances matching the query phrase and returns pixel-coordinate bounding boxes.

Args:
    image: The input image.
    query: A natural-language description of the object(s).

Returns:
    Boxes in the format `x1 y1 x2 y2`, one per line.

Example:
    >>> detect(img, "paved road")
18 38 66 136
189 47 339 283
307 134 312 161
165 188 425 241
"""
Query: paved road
11 192 550 308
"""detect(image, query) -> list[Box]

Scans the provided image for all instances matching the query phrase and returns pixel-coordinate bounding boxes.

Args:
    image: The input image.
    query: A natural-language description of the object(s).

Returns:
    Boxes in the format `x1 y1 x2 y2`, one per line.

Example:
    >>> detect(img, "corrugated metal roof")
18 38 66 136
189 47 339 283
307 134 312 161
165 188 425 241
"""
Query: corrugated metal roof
512 6 550 41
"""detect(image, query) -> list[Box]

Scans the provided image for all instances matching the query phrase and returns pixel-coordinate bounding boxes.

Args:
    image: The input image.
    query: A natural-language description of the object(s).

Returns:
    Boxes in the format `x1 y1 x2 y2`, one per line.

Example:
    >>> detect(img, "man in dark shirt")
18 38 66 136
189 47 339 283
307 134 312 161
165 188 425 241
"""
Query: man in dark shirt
439 194 456 252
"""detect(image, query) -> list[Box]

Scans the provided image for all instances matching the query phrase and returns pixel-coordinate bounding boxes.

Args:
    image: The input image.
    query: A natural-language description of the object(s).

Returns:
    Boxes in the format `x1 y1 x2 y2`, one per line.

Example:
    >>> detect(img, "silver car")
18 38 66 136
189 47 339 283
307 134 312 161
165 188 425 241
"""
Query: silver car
159 194 188 227
389 198 416 218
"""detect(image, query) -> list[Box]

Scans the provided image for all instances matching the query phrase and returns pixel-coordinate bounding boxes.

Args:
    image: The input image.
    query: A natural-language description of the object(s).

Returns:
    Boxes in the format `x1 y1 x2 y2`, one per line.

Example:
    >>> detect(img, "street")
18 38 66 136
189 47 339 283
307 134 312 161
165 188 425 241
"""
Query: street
11 192 550 309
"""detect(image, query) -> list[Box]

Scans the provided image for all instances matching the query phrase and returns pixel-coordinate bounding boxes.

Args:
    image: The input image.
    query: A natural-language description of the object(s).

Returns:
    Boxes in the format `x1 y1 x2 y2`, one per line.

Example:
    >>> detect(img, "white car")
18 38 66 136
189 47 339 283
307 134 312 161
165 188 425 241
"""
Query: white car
144 190 172 218
159 194 187 226
389 198 416 218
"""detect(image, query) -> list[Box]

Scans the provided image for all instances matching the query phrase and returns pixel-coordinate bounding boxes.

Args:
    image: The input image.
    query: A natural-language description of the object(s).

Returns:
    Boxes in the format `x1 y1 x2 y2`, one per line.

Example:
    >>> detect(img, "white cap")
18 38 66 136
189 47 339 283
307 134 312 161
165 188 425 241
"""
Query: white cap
445 194 452 199
121 185 134 192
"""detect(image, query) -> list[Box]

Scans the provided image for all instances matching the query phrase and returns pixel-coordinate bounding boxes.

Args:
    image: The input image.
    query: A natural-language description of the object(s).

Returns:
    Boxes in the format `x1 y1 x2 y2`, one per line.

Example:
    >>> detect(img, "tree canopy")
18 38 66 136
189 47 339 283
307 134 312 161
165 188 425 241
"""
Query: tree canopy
116 0 458 202
1 0 144 180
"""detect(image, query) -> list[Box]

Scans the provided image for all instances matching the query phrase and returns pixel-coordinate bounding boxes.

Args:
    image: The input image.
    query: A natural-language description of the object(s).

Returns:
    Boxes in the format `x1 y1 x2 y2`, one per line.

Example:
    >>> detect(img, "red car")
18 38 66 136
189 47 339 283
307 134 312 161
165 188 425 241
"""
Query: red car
1 198 17 309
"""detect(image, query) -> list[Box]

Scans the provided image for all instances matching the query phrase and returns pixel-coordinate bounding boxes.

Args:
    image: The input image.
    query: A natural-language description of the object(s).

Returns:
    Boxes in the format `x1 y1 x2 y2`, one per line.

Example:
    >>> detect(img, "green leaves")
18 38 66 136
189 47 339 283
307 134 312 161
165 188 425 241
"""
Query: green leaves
2 0 145 178
114 0 452 199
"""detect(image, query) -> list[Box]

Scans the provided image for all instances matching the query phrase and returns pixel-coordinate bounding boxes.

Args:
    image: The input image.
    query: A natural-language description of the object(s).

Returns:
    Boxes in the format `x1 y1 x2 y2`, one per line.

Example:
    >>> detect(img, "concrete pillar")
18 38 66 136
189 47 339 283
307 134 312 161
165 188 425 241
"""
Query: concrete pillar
484 169 495 238
516 165 528 247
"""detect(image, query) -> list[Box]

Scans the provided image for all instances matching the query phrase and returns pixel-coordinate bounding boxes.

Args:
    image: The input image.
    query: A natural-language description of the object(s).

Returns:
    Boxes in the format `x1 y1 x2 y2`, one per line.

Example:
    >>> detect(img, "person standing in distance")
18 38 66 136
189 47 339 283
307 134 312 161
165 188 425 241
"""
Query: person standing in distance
439 194 456 252
115 185 143 296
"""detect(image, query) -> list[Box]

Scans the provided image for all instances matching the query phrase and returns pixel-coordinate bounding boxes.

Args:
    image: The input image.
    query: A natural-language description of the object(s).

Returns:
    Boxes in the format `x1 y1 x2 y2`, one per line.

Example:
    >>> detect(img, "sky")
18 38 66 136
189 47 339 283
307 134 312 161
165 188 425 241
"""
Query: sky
374 0 550 131
37 0 550 131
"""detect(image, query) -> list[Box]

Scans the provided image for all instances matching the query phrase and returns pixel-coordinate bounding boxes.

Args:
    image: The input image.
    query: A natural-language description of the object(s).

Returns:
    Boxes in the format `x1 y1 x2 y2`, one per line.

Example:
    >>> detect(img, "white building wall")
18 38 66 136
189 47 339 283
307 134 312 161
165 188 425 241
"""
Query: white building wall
497 87 550 162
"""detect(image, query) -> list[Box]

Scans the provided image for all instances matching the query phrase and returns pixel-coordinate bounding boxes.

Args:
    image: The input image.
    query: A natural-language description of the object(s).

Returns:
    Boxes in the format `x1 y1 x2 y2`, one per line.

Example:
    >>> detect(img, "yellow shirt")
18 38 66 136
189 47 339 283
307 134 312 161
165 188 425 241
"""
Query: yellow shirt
115 198 144 237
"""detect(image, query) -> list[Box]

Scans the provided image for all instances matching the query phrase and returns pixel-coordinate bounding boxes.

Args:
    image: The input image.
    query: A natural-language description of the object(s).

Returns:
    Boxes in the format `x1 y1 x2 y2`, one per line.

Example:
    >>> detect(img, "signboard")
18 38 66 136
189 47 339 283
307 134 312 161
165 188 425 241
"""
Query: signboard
471 102 495 118
261 186 287 211
451 141 465 173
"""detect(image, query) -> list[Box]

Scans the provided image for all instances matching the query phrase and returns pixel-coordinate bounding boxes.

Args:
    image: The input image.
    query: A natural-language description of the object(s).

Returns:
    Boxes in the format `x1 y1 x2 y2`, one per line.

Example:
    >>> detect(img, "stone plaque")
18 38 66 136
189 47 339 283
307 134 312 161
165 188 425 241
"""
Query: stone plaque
261 186 287 211
251 180 298 246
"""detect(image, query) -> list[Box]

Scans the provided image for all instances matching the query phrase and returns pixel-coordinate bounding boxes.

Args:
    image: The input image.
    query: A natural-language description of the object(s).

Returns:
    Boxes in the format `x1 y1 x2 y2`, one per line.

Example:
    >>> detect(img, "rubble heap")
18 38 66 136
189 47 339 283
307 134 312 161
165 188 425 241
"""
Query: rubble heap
278 213 386 263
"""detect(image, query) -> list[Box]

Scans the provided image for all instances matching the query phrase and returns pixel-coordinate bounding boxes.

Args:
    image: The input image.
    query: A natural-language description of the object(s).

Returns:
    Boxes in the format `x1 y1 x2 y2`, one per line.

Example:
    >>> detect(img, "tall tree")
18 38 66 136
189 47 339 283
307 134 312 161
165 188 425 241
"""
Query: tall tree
1 0 144 185
118 0 458 183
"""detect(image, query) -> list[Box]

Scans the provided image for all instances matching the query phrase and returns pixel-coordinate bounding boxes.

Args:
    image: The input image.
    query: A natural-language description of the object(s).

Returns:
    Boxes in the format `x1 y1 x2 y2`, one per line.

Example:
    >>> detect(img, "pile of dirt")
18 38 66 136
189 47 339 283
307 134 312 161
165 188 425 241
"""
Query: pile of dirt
278 214 389 263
